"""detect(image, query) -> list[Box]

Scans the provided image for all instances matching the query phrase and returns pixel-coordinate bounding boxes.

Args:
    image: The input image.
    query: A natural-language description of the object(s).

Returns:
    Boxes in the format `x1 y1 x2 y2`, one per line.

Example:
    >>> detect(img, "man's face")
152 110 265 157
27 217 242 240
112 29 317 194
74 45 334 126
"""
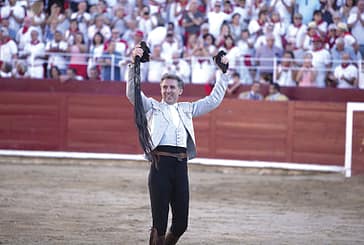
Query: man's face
160 79 182 105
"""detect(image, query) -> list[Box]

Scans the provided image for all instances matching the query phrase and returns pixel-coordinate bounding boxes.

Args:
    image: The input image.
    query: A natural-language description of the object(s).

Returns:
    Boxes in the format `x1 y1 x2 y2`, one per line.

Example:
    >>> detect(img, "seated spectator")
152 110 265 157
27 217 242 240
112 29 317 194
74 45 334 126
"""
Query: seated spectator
202 33 217 57
347 0 364 58
49 65 61 80
275 51 297 87
230 12 243 42
44 2 65 34
269 0 294 27
285 13 307 52
207 0 230 39
87 66 101 80
1 17 16 40
13 61 29 78
238 81 264 100
248 9 268 42
265 82 289 101
332 52 359 88
226 71 242 95
0 61 12 78
60 67 84 82
64 18 81 45
181 0 204 45
336 22 357 51
296 52 317 87
221 34 241 72
190 40 215 85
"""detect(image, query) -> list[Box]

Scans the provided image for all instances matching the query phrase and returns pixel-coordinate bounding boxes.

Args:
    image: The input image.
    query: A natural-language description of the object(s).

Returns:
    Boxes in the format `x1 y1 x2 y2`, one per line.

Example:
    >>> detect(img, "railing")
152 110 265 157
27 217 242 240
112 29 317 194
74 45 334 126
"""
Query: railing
7 52 364 88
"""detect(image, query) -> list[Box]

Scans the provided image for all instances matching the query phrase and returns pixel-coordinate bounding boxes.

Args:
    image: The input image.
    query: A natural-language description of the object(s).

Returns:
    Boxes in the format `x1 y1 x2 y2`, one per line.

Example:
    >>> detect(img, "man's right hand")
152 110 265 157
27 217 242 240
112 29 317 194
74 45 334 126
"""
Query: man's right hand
213 50 229 73
131 45 144 64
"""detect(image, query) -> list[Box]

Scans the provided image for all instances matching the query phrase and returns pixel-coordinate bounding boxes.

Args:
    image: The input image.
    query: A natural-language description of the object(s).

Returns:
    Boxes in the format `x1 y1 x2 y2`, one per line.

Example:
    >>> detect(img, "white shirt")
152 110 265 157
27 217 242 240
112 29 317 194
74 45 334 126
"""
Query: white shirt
334 64 358 89
159 104 188 148
0 39 18 63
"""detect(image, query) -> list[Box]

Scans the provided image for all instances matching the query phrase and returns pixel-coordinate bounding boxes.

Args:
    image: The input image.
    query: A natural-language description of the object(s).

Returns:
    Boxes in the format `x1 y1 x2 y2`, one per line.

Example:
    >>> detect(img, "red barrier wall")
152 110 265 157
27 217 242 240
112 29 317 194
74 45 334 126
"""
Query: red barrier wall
0 78 364 170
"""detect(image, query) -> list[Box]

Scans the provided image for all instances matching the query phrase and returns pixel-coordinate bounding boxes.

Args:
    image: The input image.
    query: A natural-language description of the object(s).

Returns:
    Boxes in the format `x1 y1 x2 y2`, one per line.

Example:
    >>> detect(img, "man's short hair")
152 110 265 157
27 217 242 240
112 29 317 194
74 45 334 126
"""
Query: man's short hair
160 73 184 89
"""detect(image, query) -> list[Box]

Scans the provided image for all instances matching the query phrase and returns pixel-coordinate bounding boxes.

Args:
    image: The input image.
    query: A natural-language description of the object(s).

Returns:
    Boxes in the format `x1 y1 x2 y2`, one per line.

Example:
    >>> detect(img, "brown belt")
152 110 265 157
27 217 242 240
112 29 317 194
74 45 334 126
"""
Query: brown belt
153 151 187 161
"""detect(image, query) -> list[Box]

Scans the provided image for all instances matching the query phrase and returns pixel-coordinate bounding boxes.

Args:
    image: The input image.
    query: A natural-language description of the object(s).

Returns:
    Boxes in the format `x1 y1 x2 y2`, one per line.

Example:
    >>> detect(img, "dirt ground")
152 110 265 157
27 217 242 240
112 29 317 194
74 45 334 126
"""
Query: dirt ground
0 157 364 245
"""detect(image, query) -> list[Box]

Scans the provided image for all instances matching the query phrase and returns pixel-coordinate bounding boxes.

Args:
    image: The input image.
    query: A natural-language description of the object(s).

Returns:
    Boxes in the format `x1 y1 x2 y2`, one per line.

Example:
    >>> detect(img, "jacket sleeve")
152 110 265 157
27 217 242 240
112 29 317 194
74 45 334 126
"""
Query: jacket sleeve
125 63 154 112
191 71 230 117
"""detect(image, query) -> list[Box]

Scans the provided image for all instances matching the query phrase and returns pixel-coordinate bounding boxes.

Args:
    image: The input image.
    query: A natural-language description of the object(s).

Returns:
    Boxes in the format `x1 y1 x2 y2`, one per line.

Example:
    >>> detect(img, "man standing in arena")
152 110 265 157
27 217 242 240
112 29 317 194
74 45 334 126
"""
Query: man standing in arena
126 44 229 244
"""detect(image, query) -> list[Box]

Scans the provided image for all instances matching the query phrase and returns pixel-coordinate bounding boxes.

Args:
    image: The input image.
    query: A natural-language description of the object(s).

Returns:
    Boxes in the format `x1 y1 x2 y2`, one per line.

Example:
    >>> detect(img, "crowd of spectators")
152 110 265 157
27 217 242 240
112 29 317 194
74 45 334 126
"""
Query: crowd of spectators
0 0 363 89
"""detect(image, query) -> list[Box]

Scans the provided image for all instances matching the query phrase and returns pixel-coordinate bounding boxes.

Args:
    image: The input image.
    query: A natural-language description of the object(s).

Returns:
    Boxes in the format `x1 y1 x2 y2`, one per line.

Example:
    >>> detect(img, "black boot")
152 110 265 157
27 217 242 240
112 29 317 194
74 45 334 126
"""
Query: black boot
149 228 165 245
165 232 180 245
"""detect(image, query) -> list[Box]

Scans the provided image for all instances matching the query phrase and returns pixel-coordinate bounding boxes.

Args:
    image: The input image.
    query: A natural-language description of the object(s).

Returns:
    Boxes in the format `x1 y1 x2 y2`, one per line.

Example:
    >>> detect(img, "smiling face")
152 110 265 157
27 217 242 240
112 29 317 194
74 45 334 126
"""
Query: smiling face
160 78 183 105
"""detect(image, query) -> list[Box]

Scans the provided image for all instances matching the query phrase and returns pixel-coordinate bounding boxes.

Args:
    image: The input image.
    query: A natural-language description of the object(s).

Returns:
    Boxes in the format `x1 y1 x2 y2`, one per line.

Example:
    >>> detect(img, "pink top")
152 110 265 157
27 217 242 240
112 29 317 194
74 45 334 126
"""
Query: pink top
69 45 87 65
299 70 315 87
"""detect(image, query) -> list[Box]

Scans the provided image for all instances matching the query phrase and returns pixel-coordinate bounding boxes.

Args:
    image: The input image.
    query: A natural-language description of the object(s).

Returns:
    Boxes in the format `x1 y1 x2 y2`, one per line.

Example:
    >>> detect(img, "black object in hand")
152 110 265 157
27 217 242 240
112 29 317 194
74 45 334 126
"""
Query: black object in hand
139 41 150 63
213 50 229 73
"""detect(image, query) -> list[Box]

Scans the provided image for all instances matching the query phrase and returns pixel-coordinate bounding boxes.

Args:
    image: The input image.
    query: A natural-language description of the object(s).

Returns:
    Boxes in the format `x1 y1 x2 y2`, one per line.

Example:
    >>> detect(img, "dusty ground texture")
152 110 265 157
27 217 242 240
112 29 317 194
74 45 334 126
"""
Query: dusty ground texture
0 157 364 245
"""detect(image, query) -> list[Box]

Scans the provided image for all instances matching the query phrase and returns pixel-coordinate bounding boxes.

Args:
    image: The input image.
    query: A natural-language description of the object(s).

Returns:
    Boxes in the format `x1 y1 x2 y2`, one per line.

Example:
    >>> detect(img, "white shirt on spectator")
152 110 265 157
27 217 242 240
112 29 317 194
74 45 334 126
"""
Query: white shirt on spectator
0 38 18 63
190 58 215 84
45 40 68 70
0 3 26 31
334 64 358 88
347 11 364 45
87 25 111 42
207 11 230 38
23 41 45 79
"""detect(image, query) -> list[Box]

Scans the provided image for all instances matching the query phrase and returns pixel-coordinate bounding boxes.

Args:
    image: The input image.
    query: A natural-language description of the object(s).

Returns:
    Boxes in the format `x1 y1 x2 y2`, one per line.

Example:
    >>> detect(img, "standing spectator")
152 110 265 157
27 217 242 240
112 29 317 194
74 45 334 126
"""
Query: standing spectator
347 0 364 57
331 37 357 70
221 34 241 72
45 2 67 34
138 5 154 40
111 5 128 35
275 51 297 87
0 27 18 64
207 0 230 38
285 13 307 53
336 22 358 51
163 51 191 84
202 33 217 56
309 34 332 87
332 52 359 88
68 32 88 79
16 17 37 53
265 82 289 101
181 0 204 45
45 29 68 74
98 41 122 81
161 30 181 61
339 0 356 22
296 52 317 87
70 1 91 37
295 0 321 24
215 21 231 48
238 81 264 100
0 0 26 32
255 33 283 83
64 19 80 45
29 0 46 37
87 32 104 75
313 10 328 37
1 17 16 40
248 9 268 42
87 14 111 43
230 12 243 42
147 44 166 83
21 30 45 79
190 40 215 85
269 0 294 27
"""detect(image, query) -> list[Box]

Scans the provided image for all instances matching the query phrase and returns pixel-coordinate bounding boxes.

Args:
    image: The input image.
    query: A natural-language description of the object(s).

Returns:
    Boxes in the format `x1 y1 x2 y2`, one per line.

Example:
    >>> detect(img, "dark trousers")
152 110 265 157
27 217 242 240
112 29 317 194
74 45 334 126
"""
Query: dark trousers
148 146 189 237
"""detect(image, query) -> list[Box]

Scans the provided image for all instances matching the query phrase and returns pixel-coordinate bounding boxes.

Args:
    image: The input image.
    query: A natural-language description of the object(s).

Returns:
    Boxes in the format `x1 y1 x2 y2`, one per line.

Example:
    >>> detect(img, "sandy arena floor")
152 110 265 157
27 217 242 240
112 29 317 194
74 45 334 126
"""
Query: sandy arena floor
0 157 363 245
